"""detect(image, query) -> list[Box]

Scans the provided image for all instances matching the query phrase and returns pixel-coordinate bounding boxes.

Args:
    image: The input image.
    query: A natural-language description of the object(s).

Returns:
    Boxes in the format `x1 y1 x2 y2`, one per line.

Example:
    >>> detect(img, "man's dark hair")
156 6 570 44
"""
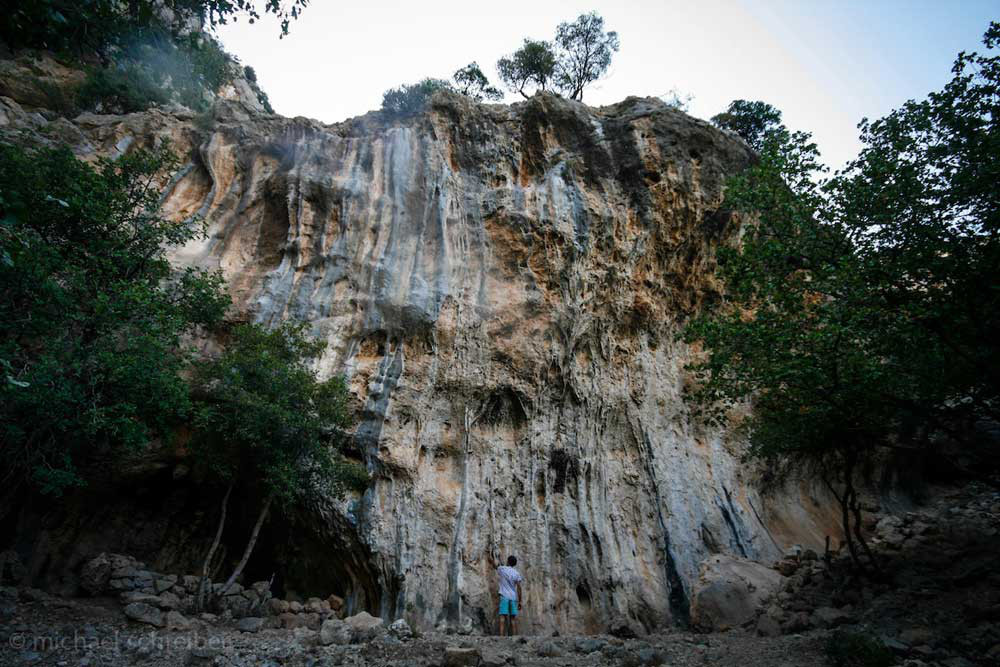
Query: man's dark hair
507 556 517 566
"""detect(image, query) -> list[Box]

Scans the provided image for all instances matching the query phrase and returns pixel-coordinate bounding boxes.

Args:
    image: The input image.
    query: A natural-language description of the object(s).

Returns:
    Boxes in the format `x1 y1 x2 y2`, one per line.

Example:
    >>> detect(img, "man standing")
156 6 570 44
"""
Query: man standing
497 555 524 636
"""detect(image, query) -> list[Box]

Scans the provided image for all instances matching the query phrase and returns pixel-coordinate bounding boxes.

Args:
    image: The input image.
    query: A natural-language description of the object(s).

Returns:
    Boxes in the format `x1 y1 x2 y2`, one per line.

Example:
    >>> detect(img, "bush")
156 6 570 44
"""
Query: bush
76 64 168 114
381 78 452 116
75 30 238 113
825 630 894 667
0 142 229 495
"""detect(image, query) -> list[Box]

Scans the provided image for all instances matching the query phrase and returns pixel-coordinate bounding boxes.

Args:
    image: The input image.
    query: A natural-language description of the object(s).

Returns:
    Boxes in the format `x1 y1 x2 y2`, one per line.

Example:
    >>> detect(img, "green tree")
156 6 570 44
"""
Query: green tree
381 78 453 115
552 11 619 102
191 322 367 605
711 100 786 152
0 0 308 55
0 143 229 504
496 39 557 99
453 62 503 102
684 22 1000 570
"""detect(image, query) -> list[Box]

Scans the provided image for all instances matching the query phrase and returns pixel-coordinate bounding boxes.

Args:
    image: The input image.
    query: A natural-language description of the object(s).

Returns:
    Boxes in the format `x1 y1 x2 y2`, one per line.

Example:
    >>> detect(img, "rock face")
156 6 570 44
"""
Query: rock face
0 79 838 633
689 554 784 631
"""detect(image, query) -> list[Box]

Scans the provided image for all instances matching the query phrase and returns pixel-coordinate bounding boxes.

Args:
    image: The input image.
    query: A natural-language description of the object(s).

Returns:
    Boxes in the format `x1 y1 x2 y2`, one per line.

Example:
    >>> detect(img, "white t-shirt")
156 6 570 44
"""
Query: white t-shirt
498 565 523 600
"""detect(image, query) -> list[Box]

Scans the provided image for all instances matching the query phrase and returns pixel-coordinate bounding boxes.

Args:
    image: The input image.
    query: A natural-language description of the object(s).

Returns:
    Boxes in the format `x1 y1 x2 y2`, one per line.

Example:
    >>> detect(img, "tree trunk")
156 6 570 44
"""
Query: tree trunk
840 451 868 574
197 481 233 611
823 459 863 573
849 487 881 574
216 494 273 599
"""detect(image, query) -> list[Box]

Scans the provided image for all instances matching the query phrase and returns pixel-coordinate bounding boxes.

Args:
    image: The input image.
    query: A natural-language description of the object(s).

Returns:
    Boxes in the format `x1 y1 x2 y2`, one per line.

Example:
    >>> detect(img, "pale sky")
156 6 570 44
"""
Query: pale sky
216 0 998 170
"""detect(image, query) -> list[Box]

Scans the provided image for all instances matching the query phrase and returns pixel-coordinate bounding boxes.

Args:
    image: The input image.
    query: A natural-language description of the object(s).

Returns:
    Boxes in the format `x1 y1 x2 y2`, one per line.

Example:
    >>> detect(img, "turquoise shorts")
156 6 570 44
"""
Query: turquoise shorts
499 597 518 616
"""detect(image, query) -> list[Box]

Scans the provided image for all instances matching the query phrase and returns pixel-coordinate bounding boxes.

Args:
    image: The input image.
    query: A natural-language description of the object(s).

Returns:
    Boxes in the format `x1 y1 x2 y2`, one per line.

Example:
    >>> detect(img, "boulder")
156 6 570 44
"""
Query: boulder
480 647 511 667
811 606 851 628
154 575 178 594
80 554 113 596
182 575 201 593
319 618 352 646
536 640 563 657
345 611 384 641
327 594 344 611
607 615 644 638
120 592 162 606
575 638 607 653
756 614 782 637
236 617 265 633
279 612 310 630
269 598 290 615
288 600 303 613
690 554 786 631
443 646 480 667
165 610 191 631
123 602 165 627
156 591 181 610
304 597 329 614
782 611 812 632
388 618 413 640
637 647 666 666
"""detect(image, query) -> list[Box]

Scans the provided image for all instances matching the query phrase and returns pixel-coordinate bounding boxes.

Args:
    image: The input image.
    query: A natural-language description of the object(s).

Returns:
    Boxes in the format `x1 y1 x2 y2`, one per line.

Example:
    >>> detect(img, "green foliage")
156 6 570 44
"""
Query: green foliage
711 100 786 151
188 0 310 38
552 12 619 101
0 142 230 495
192 322 368 507
77 63 169 114
0 0 307 56
76 30 237 113
0 0 127 56
683 22 1000 565
497 12 619 102
453 62 503 102
496 39 557 99
825 630 894 667
381 78 453 116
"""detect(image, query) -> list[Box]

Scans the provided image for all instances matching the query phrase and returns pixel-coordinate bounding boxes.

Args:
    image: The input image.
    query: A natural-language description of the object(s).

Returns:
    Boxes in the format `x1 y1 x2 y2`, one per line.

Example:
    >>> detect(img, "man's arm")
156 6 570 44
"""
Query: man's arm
516 581 523 604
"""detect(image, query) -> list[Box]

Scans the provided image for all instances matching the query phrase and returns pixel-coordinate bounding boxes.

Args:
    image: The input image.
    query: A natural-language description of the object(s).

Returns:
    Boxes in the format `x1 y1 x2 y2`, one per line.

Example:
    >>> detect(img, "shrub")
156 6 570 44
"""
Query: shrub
0 142 229 496
76 64 168 114
381 78 453 116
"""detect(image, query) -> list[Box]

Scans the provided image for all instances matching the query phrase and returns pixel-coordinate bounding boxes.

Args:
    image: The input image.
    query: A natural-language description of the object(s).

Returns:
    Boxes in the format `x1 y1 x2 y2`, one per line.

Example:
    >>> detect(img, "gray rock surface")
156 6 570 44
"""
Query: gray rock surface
689 554 785 630
236 617 265 633
123 602 165 627
319 618 353 645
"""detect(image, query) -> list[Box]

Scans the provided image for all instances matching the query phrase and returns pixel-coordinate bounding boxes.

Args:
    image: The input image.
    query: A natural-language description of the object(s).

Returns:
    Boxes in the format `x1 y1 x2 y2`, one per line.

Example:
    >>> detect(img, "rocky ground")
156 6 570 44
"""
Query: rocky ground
0 591 826 667
1 483 998 667
752 482 1000 667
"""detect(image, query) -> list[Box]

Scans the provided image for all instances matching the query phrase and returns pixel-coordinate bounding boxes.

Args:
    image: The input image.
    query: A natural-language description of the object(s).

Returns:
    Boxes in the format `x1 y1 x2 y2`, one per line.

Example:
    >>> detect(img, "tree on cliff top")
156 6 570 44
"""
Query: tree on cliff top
0 143 229 506
496 12 619 102
684 22 1000 571
191 322 368 605
711 100 786 152
552 11 620 102
496 39 558 99
453 62 503 102
381 78 453 115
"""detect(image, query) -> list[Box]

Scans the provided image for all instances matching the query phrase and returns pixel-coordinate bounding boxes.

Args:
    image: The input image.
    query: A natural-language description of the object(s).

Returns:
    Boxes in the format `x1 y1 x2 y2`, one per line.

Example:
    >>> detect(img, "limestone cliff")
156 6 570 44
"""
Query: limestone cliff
0 72 837 634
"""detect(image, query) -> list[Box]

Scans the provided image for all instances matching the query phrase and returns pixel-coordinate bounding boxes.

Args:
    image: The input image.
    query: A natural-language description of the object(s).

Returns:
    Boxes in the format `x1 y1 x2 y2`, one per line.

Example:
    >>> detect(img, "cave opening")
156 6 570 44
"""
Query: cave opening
225 499 390 618
576 582 592 608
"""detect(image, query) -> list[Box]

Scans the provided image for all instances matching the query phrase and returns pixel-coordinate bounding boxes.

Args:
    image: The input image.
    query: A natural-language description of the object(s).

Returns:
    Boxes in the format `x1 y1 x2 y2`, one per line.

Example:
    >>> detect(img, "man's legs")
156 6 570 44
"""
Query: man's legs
498 614 507 636
509 615 518 636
